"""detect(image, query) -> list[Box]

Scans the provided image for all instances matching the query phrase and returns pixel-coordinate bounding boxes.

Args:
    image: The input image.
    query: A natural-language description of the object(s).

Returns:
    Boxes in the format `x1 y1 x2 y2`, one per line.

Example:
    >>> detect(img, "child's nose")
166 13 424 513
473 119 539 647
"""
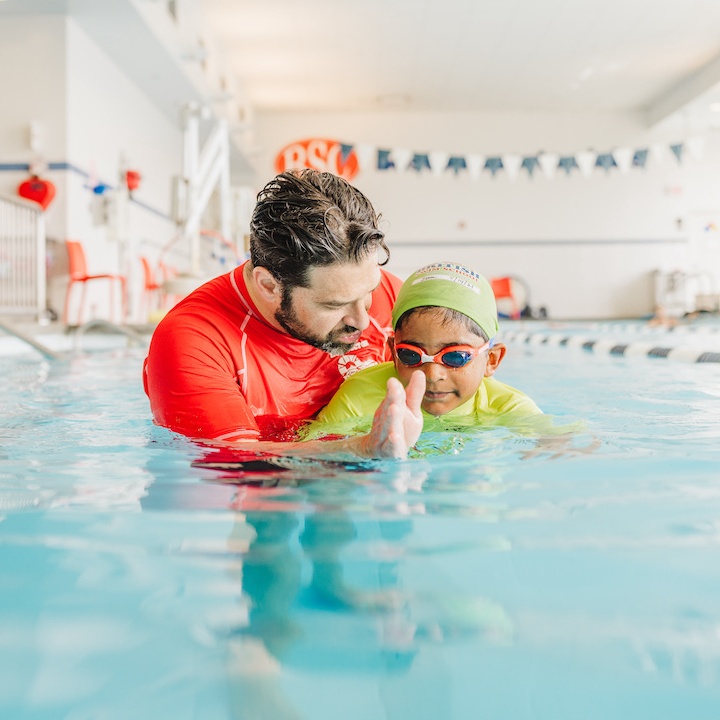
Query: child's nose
422 361 447 381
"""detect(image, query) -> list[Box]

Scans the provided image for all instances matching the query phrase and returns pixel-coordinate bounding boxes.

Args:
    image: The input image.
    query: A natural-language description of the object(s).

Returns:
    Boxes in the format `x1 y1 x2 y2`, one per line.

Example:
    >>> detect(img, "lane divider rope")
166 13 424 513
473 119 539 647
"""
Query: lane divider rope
500 329 720 364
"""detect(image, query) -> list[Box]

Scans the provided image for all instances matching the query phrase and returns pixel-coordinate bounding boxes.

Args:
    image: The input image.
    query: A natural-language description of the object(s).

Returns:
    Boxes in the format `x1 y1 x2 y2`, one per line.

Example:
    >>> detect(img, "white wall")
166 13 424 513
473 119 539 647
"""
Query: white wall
253 110 720 318
0 16 68 235
64 17 182 323
0 14 190 323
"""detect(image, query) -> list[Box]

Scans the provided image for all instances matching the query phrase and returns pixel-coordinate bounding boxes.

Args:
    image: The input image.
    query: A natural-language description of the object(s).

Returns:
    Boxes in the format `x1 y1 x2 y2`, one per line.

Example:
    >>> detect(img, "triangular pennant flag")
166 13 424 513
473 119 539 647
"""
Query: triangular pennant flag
632 149 648 168
340 143 354 163
558 156 578 175
465 154 485 180
650 143 667 165
447 156 467 175
484 157 503 177
355 144 377 172
670 143 684 163
612 147 633 174
429 151 450 178
522 156 540 177
576 150 597 177
595 153 617 172
410 153 431 172
502 153 522 181
377 149 393 171
390 147 413 172
685 136 705 161
538 152 559 179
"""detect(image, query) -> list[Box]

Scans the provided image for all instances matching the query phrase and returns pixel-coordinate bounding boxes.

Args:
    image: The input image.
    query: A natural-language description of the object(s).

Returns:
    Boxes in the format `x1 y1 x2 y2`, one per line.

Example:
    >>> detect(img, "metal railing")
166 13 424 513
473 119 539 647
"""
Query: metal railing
0 191 46 319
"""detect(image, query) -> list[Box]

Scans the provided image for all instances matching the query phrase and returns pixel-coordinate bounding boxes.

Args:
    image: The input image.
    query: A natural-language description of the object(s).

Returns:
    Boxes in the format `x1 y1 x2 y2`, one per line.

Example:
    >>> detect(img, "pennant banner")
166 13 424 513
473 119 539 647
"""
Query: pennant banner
274 136 705 181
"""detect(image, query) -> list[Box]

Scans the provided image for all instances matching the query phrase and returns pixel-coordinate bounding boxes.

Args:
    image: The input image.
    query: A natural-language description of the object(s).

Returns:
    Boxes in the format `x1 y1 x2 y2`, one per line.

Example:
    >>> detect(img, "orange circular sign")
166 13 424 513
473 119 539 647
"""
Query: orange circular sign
274 138 359 180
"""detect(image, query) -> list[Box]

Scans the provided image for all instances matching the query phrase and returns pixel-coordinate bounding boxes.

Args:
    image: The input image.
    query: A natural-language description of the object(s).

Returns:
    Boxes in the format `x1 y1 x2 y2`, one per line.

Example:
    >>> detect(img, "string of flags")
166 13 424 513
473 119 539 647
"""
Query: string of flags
341 136 705 180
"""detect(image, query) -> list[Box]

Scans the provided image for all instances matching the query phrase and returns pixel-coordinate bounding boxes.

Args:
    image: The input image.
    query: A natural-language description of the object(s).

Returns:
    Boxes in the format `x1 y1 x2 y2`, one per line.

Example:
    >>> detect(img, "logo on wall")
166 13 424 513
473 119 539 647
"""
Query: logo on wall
274 138 359 180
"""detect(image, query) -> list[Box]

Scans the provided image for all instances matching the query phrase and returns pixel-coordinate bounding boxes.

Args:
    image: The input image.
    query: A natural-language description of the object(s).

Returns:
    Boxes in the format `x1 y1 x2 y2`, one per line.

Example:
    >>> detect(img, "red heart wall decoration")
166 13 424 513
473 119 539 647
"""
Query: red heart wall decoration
18 176 56 210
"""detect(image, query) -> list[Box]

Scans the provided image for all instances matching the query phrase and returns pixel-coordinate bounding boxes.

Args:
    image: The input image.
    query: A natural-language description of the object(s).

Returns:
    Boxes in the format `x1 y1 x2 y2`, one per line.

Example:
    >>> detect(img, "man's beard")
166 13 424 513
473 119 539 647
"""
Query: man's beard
275 292 358 356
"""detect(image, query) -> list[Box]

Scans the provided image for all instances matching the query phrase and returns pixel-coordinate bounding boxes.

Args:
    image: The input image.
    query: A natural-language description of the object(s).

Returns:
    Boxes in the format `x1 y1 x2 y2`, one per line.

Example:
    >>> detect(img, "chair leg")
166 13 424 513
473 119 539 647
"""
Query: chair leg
63 279 74 325
119 278 127 323
78 282 87 325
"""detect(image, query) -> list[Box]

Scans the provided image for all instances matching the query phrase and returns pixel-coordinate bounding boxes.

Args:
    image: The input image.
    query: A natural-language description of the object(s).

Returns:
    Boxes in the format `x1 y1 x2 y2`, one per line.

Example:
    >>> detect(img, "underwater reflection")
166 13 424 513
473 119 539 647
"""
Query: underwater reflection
221 467 514 719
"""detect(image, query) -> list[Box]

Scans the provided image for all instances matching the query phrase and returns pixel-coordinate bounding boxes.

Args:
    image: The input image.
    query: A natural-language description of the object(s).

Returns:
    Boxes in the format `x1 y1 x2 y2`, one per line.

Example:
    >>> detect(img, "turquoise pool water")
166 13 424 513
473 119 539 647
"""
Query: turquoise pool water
1 337 720 719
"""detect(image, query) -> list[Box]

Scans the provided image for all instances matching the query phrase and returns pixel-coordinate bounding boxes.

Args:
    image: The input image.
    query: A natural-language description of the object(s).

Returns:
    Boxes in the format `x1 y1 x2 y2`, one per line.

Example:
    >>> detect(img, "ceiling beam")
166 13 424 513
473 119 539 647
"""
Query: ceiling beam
645 50 720 127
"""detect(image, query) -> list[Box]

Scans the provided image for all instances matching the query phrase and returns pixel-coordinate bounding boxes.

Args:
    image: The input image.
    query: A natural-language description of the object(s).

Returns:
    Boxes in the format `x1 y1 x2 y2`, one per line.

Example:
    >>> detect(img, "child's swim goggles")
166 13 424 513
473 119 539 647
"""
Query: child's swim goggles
394 338 495 369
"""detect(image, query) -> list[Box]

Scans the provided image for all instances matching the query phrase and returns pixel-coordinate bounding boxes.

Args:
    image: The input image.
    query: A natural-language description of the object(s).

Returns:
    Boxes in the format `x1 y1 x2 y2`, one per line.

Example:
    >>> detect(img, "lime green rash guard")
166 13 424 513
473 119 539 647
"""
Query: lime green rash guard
305 361 542 439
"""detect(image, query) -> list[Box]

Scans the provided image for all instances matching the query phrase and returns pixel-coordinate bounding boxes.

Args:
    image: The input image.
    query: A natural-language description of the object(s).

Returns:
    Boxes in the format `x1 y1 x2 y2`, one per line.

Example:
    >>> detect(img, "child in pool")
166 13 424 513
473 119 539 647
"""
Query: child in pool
307 262 541 439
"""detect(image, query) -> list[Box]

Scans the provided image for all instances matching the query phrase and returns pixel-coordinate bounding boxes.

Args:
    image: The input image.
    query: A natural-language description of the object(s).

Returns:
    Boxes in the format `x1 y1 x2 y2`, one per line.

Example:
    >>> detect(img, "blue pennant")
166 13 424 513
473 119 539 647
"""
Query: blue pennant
411 153 431 172
670 143 684 163
521 156 540 177
377 149 394 171
558 156 578 175
340 143 354 163
447 156 467 175
595 153 617 171
633 149 648 168
485 157 503 177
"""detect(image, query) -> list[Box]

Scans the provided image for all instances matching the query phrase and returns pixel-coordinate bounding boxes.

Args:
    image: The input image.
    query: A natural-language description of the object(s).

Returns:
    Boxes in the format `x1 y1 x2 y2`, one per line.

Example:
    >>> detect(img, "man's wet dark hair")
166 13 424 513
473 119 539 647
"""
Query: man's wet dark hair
249 169 389 288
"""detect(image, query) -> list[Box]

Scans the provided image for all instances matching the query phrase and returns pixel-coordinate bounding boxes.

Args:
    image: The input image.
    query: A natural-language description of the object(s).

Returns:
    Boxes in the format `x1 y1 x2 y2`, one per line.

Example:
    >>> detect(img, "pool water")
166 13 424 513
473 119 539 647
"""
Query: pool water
1 340 720 719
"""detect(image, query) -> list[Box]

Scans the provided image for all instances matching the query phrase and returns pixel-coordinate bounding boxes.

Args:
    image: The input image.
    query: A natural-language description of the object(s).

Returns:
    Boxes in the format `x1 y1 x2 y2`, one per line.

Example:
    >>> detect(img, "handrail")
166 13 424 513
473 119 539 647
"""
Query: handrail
73 319 149 351
0 320 64 362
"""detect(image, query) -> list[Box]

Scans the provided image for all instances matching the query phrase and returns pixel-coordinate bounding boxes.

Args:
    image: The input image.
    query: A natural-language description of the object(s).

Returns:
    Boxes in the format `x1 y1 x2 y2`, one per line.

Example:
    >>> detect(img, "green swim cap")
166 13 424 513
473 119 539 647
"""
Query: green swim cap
391 262 498 338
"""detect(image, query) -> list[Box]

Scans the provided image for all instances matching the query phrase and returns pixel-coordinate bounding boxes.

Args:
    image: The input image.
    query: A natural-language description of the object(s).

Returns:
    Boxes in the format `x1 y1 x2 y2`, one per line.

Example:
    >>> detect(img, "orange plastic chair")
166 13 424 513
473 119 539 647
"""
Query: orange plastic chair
490 276 521 320
140 256 164 319
63 240 127 325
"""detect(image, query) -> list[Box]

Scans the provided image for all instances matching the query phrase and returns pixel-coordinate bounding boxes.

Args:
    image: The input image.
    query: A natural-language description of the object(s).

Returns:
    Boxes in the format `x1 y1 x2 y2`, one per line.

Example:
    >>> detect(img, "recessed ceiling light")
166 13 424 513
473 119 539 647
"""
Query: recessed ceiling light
377 94 411 107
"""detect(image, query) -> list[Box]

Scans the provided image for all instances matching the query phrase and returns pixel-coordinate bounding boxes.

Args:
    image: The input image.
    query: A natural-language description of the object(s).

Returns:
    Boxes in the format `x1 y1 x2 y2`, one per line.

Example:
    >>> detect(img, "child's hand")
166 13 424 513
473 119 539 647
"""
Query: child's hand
360 372 425 459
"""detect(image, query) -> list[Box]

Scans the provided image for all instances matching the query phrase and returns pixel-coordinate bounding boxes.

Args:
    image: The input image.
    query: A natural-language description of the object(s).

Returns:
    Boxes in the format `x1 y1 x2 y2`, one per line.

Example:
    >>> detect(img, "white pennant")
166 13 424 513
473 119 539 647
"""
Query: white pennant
428 151 450 178
686 136 705 161
465 153 485 181
390 147 413 172
538 152 559 179
576 150 597 177
612 146 633 174
502 153 522 181
355 144 377 172
650 143 668 166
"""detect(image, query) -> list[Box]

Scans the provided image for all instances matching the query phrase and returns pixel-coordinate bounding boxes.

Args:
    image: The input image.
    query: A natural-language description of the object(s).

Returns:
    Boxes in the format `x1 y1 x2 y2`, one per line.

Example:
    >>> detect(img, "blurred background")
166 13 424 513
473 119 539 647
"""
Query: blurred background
2 0 720 324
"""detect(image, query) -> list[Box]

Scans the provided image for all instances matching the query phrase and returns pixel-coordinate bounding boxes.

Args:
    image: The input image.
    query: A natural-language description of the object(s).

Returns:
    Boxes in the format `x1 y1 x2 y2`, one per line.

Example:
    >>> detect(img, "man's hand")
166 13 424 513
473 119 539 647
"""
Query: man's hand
357 371 425 459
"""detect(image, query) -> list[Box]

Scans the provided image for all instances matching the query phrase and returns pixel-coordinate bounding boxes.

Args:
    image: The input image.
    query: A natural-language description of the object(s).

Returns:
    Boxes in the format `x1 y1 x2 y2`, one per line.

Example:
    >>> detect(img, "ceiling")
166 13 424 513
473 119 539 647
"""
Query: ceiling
201 0 720 127
3 0 720 135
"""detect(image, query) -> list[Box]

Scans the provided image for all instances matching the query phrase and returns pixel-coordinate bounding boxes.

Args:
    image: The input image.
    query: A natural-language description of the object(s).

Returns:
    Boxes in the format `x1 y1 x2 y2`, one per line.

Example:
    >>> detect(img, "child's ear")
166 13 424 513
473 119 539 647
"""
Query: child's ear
387 335 396 356
484 342 506 377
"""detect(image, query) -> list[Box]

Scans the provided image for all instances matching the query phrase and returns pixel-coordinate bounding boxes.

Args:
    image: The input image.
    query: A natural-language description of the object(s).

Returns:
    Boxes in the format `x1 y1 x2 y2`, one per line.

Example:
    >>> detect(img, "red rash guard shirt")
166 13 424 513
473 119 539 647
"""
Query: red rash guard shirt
143 263 401 442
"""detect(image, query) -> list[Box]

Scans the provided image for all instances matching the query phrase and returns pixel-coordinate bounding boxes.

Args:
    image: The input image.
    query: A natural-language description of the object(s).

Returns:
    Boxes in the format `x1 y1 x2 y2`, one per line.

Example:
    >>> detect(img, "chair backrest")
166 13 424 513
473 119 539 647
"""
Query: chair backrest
65 240 88 280
140 256 156 289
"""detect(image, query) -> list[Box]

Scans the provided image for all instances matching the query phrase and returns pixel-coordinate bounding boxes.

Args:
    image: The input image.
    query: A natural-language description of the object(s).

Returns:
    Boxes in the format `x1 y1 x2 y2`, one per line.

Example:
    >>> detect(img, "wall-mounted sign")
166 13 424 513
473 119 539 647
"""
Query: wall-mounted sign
274 138 359 180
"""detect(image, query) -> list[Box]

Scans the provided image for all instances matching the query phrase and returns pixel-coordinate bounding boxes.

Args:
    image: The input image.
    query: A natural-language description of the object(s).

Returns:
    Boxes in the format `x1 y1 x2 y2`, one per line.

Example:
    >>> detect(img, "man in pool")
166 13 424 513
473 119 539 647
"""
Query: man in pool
307 262 542 436
143 169 424 459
